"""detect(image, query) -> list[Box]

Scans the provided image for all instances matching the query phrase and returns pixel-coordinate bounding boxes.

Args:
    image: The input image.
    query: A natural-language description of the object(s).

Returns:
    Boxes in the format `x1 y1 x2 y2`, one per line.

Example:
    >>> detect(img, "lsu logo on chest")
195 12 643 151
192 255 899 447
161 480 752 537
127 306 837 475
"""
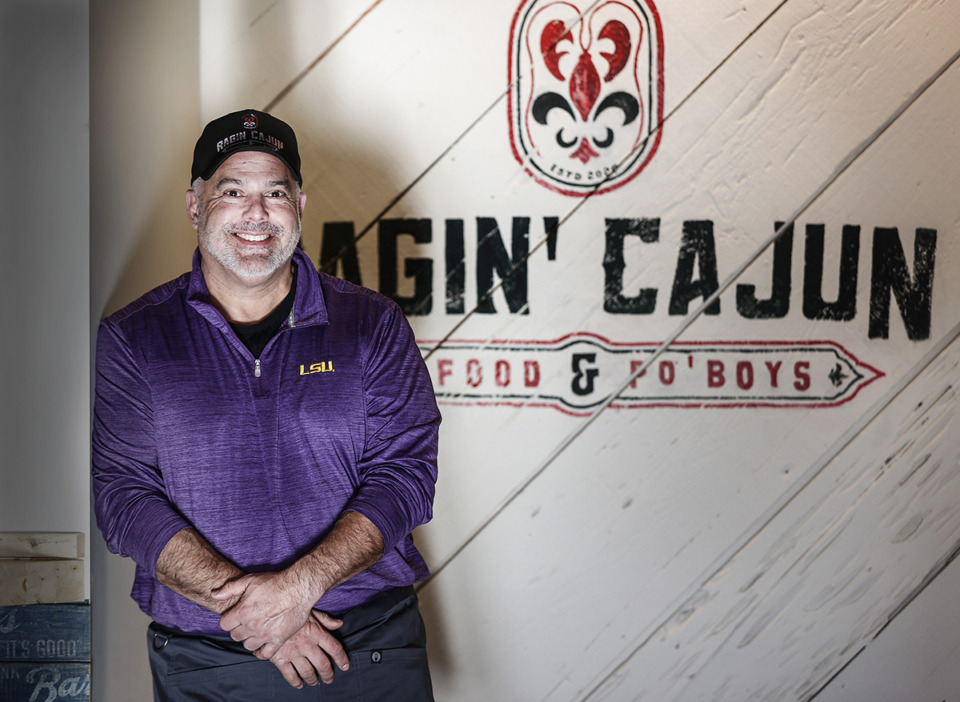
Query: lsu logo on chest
299 361 335 375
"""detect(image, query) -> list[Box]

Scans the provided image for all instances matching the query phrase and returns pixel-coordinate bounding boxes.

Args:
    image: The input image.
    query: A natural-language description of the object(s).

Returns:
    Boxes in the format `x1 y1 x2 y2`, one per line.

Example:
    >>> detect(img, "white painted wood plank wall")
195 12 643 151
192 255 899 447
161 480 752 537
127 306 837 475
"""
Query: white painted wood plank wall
194 1 960 699
817 535 960 702
591 330 960 700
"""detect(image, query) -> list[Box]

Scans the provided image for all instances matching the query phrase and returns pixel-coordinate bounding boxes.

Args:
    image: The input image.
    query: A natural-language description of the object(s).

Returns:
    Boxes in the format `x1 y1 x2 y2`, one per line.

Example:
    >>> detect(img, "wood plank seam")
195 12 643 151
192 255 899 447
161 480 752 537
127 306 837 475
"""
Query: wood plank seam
807 537 960 700
262 1 386 113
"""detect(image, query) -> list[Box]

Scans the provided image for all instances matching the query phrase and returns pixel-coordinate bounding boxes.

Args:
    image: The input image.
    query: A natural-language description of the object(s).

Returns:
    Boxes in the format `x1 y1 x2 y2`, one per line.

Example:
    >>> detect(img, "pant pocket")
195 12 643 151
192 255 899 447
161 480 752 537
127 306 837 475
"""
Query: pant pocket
148 625 268 701
351 646 433 702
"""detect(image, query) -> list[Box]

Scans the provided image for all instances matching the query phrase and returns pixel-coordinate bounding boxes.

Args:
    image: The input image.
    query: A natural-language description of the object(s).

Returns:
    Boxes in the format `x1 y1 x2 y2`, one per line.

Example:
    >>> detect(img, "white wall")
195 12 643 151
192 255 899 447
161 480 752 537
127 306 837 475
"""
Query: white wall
84 1 960 700
0 0 89 570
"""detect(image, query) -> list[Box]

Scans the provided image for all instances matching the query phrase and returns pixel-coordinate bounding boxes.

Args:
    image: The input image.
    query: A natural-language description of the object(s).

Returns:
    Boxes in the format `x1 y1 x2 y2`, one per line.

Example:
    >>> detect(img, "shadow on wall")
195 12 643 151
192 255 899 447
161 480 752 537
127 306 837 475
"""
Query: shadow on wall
89 2 201 701
90 5 201 320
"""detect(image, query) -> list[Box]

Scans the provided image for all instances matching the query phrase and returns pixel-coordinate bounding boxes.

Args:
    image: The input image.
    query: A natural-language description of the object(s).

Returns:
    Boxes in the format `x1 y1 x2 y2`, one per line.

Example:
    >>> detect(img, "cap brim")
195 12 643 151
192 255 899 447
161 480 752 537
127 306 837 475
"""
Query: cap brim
199 145 302 186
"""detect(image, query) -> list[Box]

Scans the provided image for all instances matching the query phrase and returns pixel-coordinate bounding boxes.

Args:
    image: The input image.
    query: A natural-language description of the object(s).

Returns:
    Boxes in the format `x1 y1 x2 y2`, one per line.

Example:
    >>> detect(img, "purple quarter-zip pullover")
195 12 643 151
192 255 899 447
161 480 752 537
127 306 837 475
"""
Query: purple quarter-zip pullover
92 248 440 635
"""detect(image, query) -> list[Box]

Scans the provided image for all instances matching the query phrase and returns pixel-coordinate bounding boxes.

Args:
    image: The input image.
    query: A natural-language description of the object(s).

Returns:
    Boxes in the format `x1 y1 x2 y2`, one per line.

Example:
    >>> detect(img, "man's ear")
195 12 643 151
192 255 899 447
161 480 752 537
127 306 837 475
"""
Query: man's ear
298 191 306 218
185 188 200 229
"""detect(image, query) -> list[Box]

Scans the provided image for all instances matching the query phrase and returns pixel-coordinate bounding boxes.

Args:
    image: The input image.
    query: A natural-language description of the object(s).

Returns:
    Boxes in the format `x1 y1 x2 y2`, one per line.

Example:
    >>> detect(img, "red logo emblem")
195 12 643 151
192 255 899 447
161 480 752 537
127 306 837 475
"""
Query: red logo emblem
242 113 259 130
509 0 664 196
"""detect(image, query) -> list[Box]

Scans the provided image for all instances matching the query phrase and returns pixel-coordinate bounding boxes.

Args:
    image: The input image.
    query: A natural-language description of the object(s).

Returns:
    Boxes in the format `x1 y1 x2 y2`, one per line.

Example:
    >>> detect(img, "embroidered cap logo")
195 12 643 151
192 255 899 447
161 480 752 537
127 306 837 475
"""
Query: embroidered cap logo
242 113 259 130
509 0 664 196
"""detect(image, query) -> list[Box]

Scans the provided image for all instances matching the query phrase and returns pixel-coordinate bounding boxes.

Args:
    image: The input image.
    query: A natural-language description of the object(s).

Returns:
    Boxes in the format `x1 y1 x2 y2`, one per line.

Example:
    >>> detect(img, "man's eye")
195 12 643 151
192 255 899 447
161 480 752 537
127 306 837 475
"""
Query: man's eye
223 190 241 197
268 190 286 198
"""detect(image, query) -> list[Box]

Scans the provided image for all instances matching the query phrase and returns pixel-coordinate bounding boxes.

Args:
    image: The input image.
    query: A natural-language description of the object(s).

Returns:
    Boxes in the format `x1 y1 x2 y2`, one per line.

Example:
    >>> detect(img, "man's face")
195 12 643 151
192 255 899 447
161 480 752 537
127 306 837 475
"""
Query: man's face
187 151 306 282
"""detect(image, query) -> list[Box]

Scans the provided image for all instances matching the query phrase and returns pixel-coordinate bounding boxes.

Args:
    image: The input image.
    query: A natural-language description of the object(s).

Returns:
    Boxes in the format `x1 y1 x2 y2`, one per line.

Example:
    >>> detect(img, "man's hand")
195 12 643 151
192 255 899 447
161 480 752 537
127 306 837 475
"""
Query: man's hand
270 611 350 689
213 571 315 659
212 512 383 658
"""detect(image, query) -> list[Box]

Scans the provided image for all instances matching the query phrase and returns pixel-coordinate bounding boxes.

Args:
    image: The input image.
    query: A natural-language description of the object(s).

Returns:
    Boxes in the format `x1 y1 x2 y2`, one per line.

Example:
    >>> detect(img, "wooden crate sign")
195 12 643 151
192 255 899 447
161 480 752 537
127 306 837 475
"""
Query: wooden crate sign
0 604 90 701
0 604 90 662
0 662 90 701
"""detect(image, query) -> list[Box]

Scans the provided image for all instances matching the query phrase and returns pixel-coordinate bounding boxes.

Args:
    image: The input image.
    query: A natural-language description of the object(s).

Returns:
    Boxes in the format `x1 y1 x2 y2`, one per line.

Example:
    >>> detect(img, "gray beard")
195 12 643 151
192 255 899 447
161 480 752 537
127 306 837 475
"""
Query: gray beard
200 220 301 279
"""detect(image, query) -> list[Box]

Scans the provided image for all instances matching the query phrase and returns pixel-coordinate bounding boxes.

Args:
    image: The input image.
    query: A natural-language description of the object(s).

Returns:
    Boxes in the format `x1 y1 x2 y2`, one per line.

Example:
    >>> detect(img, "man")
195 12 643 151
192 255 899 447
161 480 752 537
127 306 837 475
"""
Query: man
92 109 440 701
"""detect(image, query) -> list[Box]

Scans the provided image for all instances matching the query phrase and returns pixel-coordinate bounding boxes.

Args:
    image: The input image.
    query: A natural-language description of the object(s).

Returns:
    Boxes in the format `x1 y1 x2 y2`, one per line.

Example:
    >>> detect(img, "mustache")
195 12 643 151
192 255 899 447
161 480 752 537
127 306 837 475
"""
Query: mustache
224 221 285 234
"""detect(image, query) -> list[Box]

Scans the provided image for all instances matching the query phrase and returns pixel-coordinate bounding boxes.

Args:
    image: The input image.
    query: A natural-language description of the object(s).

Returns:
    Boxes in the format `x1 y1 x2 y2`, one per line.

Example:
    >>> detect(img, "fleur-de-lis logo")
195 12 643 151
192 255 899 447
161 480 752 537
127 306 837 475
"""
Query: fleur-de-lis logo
828 363 849 387
536 16 638 163
510 0 664 196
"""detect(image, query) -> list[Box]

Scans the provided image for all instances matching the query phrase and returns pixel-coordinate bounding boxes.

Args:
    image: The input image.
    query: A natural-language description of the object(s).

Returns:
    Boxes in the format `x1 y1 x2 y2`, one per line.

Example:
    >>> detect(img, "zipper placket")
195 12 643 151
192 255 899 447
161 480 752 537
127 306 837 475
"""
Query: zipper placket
253 309 295 382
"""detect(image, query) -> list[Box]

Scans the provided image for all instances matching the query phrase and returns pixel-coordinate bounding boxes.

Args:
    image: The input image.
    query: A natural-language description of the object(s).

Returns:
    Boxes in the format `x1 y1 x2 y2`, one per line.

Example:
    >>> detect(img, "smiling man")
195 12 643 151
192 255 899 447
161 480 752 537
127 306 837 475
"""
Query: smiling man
92 110 440 701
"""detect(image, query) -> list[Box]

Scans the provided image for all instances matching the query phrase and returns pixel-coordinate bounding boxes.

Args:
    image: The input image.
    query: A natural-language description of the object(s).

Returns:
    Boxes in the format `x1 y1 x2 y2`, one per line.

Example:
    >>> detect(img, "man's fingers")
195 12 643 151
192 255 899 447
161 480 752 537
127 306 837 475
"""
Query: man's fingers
273 659 305 690
211 576 248 601
226 626 254 646
219 608 241 632
227 627 269 653
237 633 275 655
326 638 349 673
292 654 324 686
258 641 281 660
313 610 344 630
270 621 342 688
308 615 349 672
273 652 331 689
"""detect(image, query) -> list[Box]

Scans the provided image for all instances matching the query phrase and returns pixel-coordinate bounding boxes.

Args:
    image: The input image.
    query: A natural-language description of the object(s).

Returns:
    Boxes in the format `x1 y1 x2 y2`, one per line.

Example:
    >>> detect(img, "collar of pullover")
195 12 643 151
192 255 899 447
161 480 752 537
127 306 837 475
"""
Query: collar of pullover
186 247 330 331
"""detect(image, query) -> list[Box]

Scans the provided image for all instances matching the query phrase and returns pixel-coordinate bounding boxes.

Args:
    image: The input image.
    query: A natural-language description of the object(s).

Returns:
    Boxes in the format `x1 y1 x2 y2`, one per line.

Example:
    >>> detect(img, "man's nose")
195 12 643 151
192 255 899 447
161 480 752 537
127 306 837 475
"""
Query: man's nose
244 195 269 220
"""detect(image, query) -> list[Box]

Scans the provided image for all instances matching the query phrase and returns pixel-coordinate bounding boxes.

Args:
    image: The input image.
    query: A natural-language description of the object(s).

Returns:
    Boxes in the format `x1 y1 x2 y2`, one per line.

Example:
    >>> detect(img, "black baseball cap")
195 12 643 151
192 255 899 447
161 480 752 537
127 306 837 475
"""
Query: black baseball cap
191 109 302 186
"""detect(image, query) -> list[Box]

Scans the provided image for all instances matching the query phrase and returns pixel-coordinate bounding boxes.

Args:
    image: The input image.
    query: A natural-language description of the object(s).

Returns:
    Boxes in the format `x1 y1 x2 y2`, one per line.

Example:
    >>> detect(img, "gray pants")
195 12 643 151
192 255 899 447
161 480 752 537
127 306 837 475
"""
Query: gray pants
148 587 433 701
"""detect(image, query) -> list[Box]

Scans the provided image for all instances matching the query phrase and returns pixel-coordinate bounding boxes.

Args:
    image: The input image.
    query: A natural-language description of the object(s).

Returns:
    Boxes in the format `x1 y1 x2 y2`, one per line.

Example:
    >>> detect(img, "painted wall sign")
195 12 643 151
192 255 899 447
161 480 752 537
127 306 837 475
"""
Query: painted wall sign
508 0 665 195
0 604 90 701
320 218 938 335
419 335 884 413
320 217 937 412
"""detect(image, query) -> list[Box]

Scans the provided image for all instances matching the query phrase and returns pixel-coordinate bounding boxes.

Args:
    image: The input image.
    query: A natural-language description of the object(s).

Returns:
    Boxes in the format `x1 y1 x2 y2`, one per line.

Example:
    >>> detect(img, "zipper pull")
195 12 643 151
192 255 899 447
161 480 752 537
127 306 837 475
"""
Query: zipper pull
255 358 261 378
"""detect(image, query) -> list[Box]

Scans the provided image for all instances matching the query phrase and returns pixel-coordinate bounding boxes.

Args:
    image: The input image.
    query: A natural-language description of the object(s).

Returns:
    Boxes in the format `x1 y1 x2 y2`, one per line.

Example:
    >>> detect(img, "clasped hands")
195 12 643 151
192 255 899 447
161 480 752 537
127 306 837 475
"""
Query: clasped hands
213 571 349 689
